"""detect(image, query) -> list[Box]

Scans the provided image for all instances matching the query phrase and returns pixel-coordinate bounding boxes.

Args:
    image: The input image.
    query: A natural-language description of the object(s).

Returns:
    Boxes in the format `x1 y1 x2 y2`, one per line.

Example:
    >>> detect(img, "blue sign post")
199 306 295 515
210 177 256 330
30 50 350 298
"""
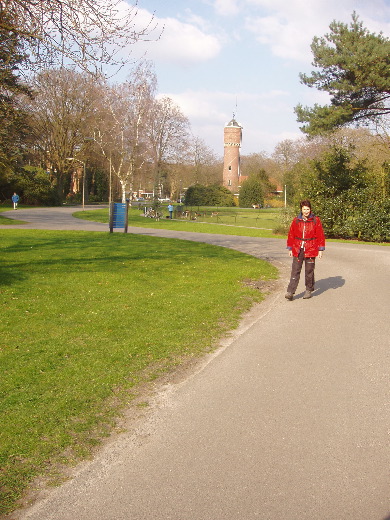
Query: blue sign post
109 202 129 233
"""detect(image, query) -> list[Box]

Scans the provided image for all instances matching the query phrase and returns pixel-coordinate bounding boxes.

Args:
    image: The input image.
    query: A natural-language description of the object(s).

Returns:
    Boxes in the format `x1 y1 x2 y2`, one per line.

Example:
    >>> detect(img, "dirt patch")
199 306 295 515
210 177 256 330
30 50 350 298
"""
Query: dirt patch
242 277 280 293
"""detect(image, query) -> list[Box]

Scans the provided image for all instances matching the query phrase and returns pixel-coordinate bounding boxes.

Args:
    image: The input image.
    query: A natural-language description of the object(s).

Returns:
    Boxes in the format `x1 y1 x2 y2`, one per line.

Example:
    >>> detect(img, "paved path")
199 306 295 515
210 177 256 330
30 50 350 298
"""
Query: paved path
2 207 389 520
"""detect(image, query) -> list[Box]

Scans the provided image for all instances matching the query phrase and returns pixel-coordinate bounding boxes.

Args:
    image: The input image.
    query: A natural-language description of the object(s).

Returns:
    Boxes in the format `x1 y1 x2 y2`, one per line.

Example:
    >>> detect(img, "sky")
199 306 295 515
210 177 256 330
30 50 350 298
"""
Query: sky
119 0 390 158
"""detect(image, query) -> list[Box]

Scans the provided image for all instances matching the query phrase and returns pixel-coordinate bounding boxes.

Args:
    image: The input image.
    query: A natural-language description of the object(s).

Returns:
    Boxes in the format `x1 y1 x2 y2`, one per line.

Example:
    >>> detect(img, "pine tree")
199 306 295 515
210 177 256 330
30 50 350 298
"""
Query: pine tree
295 13 390 135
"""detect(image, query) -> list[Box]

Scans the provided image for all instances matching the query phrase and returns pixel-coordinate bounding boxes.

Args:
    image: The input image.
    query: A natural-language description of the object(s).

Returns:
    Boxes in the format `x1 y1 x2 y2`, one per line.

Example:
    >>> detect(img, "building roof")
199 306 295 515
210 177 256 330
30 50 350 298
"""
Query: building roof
225 117 242 128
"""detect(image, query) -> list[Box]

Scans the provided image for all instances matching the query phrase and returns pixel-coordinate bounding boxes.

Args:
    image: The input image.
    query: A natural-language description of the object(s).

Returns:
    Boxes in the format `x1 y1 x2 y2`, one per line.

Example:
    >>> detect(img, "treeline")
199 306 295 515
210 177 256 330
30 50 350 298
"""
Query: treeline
224 129 390 243
0 1 223 205
2 67 389 241
184 128 390 243
0 64 222 205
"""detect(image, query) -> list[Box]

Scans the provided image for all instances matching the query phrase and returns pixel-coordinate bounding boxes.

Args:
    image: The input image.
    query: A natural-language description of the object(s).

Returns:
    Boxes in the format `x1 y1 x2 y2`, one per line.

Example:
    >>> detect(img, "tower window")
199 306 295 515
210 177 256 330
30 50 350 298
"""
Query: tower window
228 180 232 186
228 166 232 171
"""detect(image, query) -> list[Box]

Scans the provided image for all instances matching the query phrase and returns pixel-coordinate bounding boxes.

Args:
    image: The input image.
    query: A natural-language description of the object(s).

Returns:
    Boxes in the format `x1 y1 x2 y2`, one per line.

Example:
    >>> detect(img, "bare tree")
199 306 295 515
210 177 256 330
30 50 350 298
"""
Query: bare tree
25 68 104 196
272 140 300 171
241 152 280 189
0 0 159 76
85 62 157 202
147 96 190 198
189 136 220 186
24 63 191 204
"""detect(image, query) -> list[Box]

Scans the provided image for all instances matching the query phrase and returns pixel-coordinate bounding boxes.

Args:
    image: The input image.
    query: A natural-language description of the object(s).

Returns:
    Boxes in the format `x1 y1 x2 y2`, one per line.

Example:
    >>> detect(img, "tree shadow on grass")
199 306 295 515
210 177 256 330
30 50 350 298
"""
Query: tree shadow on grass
0 266 28 287
1 230 254 287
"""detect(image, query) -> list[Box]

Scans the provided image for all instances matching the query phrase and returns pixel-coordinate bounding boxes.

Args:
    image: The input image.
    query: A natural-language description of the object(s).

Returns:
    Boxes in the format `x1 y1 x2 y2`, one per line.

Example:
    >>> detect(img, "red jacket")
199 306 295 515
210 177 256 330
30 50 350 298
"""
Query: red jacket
287 213 325 257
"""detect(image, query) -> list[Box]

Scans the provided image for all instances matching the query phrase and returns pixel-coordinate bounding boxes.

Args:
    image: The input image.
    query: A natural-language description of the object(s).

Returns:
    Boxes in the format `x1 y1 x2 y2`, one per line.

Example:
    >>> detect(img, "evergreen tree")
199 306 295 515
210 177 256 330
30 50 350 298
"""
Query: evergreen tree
295 13 390 135
239 173 265 208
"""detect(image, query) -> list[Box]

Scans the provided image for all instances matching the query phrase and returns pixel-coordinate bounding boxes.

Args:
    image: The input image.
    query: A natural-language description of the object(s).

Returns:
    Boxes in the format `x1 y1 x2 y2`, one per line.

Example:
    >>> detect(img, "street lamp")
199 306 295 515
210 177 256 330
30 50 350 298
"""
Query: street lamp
67 157 86 210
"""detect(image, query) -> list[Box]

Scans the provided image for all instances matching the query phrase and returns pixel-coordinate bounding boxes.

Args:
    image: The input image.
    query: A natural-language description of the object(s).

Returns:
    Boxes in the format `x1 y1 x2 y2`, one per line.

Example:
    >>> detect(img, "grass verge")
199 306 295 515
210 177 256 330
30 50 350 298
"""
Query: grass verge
0 229 278 515
74 207 283 239
0 207 27 225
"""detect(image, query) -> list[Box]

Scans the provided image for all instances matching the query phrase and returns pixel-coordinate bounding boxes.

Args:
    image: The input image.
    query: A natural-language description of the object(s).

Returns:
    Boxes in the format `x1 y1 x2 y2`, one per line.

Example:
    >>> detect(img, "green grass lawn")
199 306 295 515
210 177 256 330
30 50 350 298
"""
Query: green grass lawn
74 206 284 239
0 229 278 514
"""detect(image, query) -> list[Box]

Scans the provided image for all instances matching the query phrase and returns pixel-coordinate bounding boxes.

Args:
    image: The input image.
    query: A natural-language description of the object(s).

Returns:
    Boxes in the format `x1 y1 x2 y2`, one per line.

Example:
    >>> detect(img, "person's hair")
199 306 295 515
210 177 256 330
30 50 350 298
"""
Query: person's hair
300 199 312 210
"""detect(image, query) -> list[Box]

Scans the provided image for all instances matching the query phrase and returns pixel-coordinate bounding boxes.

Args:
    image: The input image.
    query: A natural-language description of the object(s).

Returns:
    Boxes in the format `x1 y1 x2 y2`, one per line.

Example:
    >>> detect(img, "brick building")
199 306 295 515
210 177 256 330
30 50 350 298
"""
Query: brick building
222 116 246 195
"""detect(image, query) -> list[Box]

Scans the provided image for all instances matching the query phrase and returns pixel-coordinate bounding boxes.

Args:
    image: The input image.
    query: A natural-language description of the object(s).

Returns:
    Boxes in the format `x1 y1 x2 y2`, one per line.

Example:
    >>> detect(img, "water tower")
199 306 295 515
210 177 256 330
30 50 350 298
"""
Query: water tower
223 115 242 194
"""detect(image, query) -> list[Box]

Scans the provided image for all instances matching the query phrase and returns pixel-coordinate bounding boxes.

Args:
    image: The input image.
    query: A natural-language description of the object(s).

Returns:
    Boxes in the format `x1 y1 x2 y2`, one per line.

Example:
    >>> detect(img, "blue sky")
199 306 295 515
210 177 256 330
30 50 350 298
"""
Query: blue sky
121 0 390 157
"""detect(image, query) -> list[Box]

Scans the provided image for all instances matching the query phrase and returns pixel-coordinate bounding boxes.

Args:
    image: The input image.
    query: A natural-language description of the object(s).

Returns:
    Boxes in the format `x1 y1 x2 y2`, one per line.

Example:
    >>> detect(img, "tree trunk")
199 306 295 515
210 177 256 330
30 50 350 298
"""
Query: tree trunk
120 180 127 202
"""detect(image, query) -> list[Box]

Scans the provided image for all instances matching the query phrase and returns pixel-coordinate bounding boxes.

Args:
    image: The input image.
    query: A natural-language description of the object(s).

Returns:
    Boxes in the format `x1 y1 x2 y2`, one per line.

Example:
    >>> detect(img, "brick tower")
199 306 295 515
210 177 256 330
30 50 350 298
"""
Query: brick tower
223 116 243 194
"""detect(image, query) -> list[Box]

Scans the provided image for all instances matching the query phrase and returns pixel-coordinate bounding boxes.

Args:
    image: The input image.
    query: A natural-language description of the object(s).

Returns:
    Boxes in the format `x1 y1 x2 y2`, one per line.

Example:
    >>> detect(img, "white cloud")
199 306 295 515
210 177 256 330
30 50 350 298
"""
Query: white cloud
213 0 241 16
181 9 210 30
160 89 290 124
243 0 390 63
245 15 312 61
129 7 222 66
159 90 227 122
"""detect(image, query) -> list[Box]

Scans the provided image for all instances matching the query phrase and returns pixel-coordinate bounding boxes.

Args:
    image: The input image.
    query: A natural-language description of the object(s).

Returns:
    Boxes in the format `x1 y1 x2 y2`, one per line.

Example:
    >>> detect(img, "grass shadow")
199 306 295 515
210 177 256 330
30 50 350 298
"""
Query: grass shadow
0 266 28 286
1 230 266 291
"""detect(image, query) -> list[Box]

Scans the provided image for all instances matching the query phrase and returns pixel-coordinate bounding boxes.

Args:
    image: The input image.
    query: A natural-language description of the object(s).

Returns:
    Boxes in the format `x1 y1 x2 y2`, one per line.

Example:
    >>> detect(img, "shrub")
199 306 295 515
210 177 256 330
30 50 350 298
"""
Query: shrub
239 174 264 208
353 198 390 242
273 206 296 235
295 146 389 242
11 166 61 206
264 198 284 208
88 194 104 203
184 184 235 206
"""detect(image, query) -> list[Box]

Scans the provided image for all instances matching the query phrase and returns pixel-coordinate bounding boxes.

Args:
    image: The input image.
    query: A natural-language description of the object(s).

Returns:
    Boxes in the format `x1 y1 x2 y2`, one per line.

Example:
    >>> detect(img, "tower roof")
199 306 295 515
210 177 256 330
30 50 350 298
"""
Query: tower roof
225 117 242 128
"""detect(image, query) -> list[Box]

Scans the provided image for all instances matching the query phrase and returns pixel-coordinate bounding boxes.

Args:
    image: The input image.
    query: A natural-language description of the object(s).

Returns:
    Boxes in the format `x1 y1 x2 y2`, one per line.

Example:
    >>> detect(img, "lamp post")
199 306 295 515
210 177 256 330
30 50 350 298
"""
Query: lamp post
67 158 86 210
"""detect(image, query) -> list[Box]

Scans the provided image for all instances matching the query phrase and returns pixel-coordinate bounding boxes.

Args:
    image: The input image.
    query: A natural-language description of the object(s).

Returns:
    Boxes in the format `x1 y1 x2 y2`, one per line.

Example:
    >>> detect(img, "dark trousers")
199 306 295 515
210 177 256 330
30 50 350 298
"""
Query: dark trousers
287 249 316 294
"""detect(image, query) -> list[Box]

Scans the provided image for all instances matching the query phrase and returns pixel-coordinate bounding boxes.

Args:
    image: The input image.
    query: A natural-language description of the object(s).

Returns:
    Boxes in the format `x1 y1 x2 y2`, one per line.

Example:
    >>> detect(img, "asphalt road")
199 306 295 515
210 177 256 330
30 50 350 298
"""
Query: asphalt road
2 207 389 520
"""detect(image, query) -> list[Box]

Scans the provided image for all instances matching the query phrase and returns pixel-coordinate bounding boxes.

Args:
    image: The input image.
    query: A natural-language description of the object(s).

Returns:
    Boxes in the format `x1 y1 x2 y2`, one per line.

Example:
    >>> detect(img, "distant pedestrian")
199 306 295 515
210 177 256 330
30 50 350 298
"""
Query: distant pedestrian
168 204 174 219
12 192 19 210
285 200 325 300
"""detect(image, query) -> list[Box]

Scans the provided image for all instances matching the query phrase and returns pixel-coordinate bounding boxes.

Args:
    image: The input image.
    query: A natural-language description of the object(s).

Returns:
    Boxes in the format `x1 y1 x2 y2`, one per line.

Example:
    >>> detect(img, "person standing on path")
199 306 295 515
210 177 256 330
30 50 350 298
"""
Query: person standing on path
285 199 325 300
168 204 174 219
12 192 20 210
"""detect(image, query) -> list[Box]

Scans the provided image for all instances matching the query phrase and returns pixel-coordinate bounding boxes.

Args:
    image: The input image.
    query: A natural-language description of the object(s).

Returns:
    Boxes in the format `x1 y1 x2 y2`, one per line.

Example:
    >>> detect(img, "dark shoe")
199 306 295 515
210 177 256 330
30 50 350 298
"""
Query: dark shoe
303 290 313 299
285 292 293 301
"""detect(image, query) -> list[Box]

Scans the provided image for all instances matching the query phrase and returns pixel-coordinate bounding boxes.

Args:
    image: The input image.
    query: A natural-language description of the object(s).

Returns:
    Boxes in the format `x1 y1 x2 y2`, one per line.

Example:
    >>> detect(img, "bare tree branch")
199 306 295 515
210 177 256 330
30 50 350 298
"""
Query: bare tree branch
0 0 160 76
